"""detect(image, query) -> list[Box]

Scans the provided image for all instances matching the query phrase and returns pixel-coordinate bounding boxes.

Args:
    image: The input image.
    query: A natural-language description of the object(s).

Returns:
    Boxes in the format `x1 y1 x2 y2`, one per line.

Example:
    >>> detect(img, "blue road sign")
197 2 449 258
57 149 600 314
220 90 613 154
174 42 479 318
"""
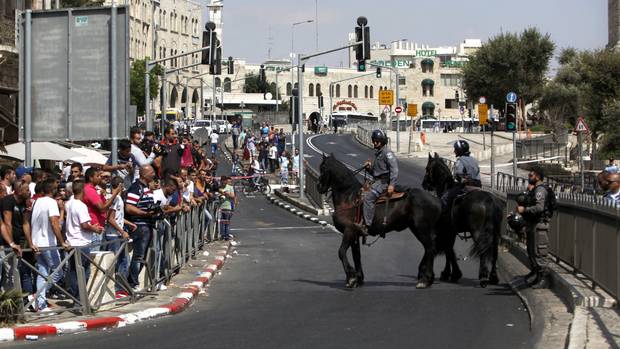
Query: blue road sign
506 92 518 103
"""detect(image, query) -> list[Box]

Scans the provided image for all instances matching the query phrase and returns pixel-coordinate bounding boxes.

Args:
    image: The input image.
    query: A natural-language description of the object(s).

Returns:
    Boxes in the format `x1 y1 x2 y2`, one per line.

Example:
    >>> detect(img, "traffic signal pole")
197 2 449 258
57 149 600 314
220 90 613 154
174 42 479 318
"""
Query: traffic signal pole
369 62 400 152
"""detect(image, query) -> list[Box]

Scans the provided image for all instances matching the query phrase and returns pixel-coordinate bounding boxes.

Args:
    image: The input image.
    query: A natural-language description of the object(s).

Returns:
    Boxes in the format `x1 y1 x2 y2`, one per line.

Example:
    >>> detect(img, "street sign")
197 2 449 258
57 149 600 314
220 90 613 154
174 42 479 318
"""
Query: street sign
459 105 465 115
479 96 487 104
574 116 590 133
395 106 403 113
378 89 394 105
407 104 417 117
506 92 518 103
382 105 390 115
478 104 489 125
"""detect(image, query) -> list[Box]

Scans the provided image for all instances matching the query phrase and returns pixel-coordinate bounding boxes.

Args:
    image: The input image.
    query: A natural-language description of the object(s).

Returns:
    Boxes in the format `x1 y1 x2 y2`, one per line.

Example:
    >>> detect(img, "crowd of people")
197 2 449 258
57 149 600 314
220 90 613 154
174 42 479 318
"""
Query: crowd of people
233 123 300 185
0 125 236 313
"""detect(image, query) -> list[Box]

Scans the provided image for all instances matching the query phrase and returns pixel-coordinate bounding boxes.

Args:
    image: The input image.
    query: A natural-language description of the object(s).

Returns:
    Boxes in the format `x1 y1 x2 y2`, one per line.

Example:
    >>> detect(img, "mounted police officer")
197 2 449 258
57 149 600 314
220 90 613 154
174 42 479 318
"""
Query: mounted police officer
517 166 552 289
441 140 481 209
356 129 398 236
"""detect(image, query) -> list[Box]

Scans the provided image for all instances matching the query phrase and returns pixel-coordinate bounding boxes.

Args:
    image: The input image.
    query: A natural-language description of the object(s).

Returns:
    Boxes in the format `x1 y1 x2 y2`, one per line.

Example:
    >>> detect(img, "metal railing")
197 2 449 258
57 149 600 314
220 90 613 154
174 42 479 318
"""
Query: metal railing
304 165 325 210
1 200 220 319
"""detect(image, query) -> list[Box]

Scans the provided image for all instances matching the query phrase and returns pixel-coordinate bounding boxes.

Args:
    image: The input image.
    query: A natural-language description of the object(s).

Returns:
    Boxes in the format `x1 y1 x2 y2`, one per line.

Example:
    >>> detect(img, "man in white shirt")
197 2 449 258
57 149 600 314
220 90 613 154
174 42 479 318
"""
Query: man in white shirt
130 128 156 182
31 179 70 311
210 131 220 157
65 180 103 297
268 143 278 173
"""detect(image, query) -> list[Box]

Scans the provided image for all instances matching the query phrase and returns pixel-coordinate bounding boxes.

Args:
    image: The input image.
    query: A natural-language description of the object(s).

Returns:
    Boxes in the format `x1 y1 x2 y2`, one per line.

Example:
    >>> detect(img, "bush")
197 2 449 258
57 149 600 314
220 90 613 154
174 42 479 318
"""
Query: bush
0 290 25 325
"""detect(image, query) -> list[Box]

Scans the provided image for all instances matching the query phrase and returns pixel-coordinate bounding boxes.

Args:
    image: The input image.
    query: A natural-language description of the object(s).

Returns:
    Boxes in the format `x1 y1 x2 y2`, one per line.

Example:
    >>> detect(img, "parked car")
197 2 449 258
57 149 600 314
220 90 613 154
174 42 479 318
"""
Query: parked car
215 120 230 134
191 119 213 135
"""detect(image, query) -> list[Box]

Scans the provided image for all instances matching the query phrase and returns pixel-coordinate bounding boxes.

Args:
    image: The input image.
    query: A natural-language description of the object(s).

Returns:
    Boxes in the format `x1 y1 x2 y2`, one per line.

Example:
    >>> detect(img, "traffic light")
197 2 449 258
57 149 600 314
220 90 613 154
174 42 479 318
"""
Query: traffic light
259 64 266 83
376 67 381 78
318 94 324 109
201 22 216 65
505 102 517 131
455 90 459 100
227 56 234 74
214 46 222 75
290 88 299 124
354 17 370 72
208 37 221 74
357 60 366 72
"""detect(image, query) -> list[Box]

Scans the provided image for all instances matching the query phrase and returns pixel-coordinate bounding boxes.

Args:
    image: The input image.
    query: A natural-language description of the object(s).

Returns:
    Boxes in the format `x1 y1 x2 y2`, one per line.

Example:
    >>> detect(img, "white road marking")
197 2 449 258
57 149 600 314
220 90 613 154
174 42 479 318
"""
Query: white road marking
230 226 320 231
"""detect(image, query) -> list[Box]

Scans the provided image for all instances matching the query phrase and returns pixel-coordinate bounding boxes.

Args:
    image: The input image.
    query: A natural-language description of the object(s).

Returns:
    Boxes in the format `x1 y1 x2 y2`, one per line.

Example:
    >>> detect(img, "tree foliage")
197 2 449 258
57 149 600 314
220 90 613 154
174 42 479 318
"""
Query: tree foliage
537 48 620 160
243 74 276 95
462 28 555 117
60 0 105 7
130 59 163 116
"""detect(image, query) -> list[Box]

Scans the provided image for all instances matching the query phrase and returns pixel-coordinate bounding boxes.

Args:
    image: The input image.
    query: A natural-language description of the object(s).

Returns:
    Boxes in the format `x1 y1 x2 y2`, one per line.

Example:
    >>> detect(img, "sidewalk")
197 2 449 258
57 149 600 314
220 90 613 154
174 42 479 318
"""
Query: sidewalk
0 241 234 342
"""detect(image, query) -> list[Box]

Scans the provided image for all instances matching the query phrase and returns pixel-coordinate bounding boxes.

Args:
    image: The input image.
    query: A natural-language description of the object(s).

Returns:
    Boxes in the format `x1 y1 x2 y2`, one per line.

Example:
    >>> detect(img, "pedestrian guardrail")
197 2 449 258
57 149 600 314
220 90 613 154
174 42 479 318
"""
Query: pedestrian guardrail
304 165 326 210
2 200 220 320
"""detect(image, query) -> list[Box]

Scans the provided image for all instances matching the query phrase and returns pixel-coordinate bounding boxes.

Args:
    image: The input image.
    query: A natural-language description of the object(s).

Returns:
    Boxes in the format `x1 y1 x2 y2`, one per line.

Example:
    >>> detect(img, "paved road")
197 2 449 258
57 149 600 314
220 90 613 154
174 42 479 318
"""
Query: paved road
13 134 530 348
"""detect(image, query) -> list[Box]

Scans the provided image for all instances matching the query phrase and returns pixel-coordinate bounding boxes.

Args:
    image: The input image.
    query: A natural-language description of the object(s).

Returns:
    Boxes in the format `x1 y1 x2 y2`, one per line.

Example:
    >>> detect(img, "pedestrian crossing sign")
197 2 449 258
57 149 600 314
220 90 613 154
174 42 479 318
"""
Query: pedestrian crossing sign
574 117 589 133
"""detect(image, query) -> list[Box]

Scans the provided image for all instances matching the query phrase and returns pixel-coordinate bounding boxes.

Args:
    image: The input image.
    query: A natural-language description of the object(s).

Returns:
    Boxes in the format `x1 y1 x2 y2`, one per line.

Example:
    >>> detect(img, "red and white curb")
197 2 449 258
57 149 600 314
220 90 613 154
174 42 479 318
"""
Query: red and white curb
0 246 232 342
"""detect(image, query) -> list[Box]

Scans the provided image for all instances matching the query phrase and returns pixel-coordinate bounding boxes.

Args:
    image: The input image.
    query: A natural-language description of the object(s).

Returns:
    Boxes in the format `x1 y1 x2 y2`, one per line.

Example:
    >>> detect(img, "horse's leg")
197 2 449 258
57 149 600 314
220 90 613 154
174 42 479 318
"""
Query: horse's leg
474 226 495 288
446 231 463 283
351 237 364 286
411 226 436 289
489 234 500 285
338 230 357 288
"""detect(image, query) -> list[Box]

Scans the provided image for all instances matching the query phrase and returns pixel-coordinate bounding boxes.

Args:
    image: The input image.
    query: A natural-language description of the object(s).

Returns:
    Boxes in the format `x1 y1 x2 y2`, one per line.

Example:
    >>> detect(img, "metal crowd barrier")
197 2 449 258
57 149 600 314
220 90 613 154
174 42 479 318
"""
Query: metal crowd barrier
304 165 326 210
0 201 220 320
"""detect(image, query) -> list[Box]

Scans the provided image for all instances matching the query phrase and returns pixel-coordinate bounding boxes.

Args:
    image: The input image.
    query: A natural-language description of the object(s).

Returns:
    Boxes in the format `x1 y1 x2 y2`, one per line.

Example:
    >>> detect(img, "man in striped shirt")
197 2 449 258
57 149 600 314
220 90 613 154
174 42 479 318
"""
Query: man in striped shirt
125 165 156 290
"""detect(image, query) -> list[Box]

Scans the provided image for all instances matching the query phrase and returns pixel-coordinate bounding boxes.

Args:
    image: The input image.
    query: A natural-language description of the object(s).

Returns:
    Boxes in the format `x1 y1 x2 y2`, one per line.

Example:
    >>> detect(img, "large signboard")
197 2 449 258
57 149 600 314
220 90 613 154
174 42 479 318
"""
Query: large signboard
378 90 394 106
19 6 129 141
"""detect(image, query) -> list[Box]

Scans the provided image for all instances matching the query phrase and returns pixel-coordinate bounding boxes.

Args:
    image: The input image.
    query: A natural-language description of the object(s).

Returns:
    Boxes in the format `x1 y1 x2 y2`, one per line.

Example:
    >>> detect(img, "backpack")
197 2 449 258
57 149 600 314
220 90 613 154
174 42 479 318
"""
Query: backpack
537 184 557 217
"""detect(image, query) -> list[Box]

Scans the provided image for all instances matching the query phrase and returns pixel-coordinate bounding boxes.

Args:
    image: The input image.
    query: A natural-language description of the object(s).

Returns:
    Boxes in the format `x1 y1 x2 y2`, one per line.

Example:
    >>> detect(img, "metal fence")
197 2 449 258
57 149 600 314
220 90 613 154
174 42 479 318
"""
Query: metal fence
515 140 569 164
1 200 221 319
304 165 326 210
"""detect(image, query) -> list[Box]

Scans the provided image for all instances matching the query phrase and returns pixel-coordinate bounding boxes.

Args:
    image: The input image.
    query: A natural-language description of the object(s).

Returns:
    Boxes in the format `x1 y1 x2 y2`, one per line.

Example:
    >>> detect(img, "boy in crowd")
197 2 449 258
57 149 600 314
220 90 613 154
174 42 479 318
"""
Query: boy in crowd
218 176 235 241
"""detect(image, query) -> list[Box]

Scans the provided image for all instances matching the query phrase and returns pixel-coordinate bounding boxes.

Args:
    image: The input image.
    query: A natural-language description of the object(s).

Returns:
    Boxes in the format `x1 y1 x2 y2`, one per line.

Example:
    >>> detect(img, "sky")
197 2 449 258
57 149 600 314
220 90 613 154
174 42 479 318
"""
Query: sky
207 0 608 70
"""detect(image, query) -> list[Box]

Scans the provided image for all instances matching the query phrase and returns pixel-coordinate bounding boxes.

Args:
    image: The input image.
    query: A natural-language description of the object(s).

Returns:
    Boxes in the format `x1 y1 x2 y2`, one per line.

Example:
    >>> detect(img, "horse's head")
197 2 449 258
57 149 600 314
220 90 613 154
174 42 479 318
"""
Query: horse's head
317 153 332 194
422 152 453 195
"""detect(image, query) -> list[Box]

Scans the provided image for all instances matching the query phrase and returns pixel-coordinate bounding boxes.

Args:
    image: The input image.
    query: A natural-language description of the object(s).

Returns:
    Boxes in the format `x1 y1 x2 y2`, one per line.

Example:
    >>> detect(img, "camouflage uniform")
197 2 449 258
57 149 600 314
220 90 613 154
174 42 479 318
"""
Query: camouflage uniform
362 145 399 226
523 184 550 277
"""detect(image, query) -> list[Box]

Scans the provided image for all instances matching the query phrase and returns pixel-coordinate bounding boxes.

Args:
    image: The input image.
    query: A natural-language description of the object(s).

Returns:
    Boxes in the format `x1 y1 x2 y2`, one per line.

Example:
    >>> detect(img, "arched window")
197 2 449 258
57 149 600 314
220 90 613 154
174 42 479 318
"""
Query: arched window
215 78 221 88
370 86 374 99
286 83 292 96
364 86 368 98
421 58 434 73
224 78 231 92
336 84 341 97
316 83 321 96
348 85 352 98
422 79 435 97
354 85 358 98
308 83 314 97
330 84 334 97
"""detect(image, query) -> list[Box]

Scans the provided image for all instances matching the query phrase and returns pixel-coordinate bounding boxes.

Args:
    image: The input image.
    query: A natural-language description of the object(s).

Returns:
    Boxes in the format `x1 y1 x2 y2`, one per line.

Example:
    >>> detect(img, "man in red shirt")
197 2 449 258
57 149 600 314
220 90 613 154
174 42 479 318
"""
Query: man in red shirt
82 168 120 228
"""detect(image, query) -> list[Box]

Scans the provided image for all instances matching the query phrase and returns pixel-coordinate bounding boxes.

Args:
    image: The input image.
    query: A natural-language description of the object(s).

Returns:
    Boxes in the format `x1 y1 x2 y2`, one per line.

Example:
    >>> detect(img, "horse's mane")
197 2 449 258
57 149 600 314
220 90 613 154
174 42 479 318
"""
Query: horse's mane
326 155 362 194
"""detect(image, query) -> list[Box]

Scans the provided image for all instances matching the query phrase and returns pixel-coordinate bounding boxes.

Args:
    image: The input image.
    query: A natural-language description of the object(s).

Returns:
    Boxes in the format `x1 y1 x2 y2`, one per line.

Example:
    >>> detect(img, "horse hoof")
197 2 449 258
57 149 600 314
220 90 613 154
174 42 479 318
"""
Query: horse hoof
439 272 450 282
416 281 430 289
346 278 358 289
480 278 489 288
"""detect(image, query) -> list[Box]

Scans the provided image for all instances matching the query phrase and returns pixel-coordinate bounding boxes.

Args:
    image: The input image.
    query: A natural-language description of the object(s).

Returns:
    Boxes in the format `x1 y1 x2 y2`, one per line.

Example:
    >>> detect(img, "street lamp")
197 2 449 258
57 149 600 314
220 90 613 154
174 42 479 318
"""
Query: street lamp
290 19 313 148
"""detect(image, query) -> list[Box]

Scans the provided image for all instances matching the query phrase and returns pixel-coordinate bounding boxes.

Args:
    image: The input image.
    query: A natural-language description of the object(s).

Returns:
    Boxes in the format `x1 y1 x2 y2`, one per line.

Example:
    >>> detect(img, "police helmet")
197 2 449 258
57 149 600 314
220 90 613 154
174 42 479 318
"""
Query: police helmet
515 192 531 206
371 129 388 145
453 140 470 156
507 212 526 231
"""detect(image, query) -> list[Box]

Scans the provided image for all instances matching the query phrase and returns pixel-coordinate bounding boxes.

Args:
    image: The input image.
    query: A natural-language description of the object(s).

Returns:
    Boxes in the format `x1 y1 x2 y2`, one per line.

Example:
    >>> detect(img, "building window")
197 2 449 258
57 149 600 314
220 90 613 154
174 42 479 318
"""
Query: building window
336 84 341 97
353 85 358 98
364 86 368 98
316 83 321 96
421 58 434 73
309 83 314 97
440 74 462 87
224 78 231 92
348 85 352 98
370 86 374 99
445 99 459 109
286 83 292 96
422 79 435 97
398 76 406 86
422 102 435 116
215 78 221 88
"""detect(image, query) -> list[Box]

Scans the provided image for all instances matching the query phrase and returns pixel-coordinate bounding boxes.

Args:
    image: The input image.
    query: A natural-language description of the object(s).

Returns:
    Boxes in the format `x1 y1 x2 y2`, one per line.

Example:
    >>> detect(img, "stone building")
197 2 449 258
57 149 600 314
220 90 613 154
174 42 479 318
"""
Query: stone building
610 0 620 50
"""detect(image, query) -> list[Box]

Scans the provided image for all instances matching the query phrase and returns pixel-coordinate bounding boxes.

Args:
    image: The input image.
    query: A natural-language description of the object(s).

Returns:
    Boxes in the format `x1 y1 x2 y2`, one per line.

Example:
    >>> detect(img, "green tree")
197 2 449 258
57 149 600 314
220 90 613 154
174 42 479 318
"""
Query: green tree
243 74 276 95
60 0 104 7
130 59 163 116
462 28 555 128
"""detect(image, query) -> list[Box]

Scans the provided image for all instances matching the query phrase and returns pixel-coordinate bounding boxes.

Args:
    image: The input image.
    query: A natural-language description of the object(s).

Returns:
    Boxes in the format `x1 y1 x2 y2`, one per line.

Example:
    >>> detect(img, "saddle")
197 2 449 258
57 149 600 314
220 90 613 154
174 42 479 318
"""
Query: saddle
453 186 481 206
376 191 406 204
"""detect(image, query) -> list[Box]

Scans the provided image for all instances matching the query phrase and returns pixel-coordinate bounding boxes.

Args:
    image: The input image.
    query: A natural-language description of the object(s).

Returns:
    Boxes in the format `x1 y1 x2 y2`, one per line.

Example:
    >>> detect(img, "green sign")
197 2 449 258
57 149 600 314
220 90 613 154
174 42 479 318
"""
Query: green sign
415 50 437 57
440 60 465 68
314 66 328 75
75 16 88 27
369 60 413 68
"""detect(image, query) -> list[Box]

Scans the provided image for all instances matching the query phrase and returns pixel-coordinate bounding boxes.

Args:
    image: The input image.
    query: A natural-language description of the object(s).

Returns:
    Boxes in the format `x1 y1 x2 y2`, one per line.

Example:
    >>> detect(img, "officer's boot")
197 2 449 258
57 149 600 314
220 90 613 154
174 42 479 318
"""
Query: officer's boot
530 270 550 289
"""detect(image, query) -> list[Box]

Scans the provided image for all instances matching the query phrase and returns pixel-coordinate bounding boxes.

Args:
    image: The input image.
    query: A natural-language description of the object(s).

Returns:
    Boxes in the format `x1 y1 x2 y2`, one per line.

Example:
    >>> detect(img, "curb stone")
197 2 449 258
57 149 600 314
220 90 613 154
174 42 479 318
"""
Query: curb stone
0 244 233 343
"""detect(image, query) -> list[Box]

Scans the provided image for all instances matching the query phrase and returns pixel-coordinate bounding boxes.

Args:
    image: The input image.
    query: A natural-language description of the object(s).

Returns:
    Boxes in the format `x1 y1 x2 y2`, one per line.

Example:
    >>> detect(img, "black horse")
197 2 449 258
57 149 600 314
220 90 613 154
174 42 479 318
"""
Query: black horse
421 153 503 287
317 154 442 289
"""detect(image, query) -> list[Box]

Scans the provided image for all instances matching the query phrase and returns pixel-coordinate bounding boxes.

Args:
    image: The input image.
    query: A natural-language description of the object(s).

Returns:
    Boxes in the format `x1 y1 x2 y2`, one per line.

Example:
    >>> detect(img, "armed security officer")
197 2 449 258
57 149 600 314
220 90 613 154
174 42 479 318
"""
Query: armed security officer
441 140 481 209
356 129 398 237
517 166 551 289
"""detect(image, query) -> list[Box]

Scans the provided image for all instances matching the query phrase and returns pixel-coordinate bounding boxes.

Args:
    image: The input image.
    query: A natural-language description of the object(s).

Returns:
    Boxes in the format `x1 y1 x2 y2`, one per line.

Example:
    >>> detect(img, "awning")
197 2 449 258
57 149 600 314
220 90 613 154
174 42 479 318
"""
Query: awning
422 101 435 109
0 142 83 161
70 147 110 165
421 79 435 86
421 58 434 65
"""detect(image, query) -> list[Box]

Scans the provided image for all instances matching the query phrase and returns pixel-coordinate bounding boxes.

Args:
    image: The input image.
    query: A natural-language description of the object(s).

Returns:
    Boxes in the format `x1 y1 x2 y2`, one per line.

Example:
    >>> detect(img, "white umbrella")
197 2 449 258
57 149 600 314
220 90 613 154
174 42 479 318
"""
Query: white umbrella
0 142 83 161
70 147 110 165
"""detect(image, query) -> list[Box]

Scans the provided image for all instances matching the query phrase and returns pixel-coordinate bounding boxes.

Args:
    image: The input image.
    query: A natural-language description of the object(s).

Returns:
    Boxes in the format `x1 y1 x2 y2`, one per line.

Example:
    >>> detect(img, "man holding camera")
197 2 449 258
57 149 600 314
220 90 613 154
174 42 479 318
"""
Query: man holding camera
125 165 157 290
516 166 552 289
